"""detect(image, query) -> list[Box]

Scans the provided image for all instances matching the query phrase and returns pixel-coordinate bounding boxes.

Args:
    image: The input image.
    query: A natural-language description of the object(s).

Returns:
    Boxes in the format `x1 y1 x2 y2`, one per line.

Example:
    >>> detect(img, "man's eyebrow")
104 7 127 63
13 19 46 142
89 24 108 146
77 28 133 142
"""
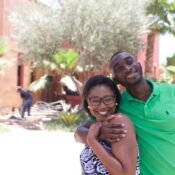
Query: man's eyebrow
124 56 133 60
114 56 131 64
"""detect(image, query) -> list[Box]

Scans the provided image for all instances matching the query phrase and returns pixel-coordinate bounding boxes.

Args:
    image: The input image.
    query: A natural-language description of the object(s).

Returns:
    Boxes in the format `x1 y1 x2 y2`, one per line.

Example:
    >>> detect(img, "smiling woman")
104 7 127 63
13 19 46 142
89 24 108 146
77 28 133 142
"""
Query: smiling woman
79 75 140 175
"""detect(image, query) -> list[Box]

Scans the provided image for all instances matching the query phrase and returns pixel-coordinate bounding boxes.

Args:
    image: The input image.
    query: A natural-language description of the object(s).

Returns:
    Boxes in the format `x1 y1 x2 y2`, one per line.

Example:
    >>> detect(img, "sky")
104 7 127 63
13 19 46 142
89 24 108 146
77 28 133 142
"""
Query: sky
38 0 60 7
159 33 175 65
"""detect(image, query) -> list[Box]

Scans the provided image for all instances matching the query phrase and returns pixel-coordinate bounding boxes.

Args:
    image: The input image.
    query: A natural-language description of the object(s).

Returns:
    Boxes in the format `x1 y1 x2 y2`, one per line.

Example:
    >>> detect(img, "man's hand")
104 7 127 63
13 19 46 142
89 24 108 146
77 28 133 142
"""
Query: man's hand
100 114 127 143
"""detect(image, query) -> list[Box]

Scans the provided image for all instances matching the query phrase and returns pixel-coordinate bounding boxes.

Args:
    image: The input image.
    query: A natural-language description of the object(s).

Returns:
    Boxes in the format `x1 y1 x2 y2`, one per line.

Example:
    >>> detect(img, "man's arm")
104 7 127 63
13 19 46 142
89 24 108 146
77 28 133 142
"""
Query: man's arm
74 115 127 145
74 121 92 145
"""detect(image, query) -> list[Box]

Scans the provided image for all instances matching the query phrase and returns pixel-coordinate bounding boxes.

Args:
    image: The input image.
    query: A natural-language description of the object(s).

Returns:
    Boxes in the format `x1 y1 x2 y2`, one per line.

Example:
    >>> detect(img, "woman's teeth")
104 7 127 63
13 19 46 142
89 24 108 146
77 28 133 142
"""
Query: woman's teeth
99 111 108 115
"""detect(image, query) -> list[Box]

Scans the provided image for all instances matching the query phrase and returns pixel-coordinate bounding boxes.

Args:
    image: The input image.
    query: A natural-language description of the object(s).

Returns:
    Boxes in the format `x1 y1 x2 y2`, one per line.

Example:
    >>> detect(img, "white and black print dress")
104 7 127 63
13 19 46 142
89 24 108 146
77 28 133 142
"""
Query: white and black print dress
80 140 140 175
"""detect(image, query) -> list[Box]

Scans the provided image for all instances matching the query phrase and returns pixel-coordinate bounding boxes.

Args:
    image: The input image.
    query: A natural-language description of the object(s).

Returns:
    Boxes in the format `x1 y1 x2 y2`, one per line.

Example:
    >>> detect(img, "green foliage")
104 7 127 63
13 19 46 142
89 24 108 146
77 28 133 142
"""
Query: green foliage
0 38 7 73
0 39 7 57
0 38 12 75
44 119 66 131
52 49 79 75
167 54 175 66
28 49 80 92
158 65 175 83
44 110 88 132
53 50 78 68
59 112 80 126
147 0 175 35
166 65 175 74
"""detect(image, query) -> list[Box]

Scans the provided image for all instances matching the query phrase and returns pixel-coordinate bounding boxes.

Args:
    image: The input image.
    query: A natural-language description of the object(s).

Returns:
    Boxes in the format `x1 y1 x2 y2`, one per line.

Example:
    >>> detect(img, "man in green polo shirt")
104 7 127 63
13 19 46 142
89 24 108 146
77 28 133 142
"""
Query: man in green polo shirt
75 51 175 175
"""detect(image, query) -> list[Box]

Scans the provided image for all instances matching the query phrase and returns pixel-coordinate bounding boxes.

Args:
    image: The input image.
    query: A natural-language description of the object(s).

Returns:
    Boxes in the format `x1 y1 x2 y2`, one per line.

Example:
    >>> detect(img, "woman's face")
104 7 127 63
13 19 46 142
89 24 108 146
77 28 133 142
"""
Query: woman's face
87 85 116 122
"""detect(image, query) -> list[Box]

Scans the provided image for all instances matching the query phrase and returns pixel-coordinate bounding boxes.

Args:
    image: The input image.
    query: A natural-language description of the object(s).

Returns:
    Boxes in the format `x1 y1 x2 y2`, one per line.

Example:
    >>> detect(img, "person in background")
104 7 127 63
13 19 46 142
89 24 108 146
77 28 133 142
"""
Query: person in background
79 75 139 175
17 86 33 118
75 51 175 175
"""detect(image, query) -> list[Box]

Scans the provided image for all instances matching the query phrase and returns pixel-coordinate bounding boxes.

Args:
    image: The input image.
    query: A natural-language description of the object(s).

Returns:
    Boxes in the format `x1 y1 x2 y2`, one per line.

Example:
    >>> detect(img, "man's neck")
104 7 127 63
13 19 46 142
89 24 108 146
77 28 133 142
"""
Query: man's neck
126 79 152 102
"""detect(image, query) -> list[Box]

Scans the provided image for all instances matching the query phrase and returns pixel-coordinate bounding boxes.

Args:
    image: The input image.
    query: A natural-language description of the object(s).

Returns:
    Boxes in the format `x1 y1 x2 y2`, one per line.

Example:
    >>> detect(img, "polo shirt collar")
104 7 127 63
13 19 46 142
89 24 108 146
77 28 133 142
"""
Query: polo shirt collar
124 79 159 101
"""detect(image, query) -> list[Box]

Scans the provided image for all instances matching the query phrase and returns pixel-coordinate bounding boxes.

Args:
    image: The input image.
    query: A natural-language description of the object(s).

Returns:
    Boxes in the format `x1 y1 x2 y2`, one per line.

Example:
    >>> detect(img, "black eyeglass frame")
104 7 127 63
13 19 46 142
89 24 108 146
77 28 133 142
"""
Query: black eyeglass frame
88 95 116 106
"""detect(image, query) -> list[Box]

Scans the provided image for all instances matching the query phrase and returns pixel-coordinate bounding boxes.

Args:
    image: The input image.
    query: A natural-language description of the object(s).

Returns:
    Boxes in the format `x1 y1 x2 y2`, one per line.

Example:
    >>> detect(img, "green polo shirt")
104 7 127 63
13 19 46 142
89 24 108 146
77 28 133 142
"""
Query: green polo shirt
119 80 175 175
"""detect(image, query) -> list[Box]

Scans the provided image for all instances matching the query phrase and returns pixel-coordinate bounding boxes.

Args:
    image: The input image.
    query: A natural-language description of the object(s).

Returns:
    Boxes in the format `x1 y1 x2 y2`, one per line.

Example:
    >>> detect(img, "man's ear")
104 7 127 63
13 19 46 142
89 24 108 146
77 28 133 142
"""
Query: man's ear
138 62 142 67
137 62 143 72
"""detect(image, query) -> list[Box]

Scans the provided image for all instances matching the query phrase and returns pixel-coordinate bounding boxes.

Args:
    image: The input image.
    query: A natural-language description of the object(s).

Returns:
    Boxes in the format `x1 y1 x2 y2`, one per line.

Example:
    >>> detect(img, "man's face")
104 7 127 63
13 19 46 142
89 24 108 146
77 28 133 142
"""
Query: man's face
111 52 143 87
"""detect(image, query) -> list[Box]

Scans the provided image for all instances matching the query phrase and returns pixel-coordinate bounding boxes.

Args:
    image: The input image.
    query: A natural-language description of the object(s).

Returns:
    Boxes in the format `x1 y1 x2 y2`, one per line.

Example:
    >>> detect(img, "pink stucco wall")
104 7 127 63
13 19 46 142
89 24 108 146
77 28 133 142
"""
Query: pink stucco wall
0 0 30 109
137 33 159 78
153 33 160 78
0 1 4 35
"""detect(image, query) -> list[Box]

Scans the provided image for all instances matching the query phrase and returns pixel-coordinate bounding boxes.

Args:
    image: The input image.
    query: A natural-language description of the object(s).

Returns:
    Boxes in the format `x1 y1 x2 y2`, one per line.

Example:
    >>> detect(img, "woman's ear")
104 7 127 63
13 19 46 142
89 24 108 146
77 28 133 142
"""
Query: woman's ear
112 77 119 84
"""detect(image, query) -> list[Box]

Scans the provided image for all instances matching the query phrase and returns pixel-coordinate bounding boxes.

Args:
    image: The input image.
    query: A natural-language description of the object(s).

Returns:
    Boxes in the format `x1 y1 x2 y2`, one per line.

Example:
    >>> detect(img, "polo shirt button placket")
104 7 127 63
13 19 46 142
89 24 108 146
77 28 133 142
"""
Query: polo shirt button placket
144 104 148 117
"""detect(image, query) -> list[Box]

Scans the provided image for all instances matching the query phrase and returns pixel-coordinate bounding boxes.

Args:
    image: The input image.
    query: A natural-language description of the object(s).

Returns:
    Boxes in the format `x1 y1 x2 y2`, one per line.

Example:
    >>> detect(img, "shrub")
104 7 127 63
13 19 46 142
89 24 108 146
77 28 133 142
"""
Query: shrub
59 112 80 126
44 110 89 132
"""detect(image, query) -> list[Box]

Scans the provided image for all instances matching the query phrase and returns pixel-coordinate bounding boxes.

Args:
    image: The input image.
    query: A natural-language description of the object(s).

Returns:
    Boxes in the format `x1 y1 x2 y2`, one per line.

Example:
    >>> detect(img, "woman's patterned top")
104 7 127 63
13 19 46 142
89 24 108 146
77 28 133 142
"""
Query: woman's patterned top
80 140 140 175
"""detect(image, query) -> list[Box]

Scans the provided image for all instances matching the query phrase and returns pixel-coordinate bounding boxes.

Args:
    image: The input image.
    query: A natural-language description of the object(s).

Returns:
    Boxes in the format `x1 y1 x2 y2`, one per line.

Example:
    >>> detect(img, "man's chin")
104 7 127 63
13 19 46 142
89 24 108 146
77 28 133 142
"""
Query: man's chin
127 75 142 83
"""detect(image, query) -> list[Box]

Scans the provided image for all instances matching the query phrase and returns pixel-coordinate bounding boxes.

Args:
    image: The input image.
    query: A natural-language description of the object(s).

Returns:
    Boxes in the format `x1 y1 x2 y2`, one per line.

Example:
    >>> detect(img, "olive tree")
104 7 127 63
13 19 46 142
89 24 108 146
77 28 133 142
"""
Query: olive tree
59 0 152 70
10 2 62 67
10 0 152 71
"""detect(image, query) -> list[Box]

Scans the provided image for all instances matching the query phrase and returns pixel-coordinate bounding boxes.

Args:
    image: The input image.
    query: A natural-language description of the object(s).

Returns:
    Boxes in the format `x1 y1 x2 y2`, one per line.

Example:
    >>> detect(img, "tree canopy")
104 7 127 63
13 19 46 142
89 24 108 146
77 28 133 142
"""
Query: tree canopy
10 2 62 67
59 0 152 70
10 0 152 70
147 0 175 35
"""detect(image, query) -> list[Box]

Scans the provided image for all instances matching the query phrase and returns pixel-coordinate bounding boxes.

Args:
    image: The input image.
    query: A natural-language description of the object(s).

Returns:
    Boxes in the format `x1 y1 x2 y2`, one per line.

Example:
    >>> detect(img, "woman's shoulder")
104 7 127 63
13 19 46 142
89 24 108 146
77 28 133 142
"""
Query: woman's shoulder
109 113 137 147
108 113 130 122
108 113 134 130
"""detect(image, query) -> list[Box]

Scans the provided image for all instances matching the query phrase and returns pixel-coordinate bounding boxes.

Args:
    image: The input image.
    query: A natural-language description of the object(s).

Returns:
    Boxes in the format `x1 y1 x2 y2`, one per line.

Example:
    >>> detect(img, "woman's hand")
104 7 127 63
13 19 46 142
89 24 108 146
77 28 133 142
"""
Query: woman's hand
87 122 102 141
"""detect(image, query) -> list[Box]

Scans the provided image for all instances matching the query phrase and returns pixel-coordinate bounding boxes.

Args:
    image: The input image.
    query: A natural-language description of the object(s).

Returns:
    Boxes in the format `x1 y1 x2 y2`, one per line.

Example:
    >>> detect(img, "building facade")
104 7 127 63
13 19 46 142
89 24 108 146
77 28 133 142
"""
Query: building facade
0 0 31 109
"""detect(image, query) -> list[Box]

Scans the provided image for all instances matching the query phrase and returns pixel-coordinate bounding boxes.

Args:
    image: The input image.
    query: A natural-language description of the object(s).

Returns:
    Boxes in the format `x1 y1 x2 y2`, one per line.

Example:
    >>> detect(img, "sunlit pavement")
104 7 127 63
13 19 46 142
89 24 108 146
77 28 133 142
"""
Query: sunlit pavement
0 127 84 175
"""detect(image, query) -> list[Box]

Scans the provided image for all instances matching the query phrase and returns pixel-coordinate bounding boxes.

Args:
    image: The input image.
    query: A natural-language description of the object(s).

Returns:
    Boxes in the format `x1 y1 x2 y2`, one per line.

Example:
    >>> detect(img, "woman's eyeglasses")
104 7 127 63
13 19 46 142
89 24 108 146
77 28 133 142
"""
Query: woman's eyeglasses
88 95 116 106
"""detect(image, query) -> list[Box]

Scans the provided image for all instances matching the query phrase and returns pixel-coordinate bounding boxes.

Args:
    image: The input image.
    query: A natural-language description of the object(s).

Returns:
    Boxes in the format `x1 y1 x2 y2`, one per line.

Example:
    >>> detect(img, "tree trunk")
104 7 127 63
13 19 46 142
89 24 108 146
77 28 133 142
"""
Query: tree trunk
145 31 155 78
